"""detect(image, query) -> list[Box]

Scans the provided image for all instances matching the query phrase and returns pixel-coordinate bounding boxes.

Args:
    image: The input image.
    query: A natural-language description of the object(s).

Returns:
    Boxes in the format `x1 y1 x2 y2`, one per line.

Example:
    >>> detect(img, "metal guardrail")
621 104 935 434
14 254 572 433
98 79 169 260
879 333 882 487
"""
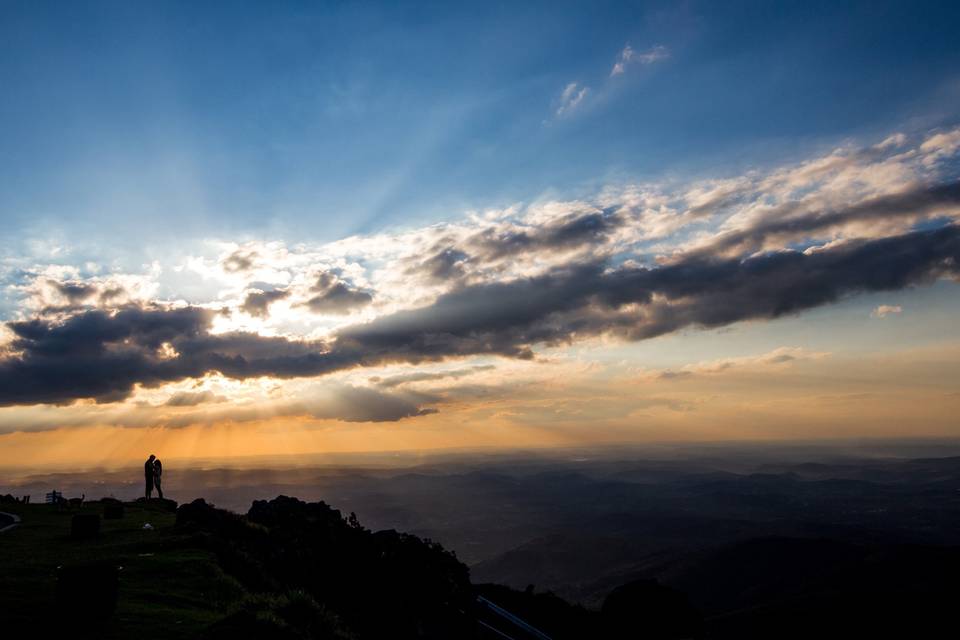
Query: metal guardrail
476 595 554 640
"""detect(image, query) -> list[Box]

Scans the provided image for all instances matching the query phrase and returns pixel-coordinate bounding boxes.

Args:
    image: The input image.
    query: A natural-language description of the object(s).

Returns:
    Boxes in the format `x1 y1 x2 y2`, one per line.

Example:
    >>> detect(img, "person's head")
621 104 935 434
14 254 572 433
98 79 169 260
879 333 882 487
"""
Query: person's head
148 454 155 461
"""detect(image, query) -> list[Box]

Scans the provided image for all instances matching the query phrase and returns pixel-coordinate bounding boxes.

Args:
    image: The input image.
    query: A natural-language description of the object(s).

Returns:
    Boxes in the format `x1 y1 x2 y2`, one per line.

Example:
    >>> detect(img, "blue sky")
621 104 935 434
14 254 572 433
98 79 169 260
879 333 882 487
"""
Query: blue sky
3 0 959 253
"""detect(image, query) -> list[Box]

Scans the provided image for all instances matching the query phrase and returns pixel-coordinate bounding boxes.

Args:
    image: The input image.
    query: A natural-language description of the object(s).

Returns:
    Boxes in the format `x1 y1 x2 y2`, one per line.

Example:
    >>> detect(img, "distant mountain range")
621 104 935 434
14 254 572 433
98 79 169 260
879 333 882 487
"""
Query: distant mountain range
4 445 960 637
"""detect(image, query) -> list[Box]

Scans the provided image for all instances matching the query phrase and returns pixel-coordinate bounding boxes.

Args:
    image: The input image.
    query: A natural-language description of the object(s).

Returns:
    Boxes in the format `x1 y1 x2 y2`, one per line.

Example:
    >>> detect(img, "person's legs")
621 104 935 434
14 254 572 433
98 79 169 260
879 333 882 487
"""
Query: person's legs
155 477 163 499
145 477 153 499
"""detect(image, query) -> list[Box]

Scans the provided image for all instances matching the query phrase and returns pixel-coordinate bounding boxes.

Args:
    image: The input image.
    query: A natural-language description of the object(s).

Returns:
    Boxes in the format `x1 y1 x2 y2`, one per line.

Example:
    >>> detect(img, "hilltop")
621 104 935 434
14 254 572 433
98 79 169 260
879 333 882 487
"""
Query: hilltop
0 496 701 639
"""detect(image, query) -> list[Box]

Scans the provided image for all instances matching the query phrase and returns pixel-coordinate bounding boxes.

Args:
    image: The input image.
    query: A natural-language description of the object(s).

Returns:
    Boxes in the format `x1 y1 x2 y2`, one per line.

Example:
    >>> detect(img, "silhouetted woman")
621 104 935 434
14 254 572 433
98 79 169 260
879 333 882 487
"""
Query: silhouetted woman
144 454 156 499
154 457 163 500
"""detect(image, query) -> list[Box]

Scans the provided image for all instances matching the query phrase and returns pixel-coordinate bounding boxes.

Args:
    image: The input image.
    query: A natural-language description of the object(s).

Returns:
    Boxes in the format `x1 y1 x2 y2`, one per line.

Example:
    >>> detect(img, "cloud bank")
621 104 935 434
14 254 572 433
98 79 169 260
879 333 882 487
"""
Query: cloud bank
2 126 960 417
2 224 957 408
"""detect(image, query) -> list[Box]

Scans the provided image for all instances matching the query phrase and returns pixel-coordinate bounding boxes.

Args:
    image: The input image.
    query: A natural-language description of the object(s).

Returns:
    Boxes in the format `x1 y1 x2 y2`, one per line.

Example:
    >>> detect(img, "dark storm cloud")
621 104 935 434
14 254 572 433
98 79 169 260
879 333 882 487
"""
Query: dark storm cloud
305 272 372 314
241 288 290 318
2 226 958 407
0 306 338 406
695 180 960 258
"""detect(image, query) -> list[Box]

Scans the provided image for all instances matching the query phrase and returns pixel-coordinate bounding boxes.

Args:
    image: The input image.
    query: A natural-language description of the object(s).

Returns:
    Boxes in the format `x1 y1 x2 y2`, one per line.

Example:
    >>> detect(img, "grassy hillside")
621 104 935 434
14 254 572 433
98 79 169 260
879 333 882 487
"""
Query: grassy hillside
0 497 588 639
0 496 718 639
0 500 243 638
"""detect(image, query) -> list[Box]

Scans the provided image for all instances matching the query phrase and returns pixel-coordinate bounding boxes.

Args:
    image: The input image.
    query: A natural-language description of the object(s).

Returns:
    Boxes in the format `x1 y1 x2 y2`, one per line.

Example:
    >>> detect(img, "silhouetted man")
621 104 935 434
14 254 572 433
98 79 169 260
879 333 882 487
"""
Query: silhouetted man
153 457 163 500
144 454 156 499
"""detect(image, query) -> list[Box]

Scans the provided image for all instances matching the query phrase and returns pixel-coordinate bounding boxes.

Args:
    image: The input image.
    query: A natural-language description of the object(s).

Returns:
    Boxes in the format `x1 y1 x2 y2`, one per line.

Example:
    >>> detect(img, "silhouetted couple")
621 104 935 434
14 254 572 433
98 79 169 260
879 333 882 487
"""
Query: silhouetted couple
144 454 163 499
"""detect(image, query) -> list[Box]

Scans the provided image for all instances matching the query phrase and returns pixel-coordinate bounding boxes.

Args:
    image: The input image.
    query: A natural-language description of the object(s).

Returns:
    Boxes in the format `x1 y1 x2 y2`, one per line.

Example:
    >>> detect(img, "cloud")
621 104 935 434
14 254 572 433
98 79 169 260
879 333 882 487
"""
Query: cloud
652 347 830 379
370 129 960 297
401 207 623 284
241 288 290 318
687 180 960 259
0 381 437 432
99 287 127 304
1 225 958 408
466 208 622 261
610 44 668 76
372 365 496 388
656 370 694 380
304 272 372 314
296 384 437 422
163 390 227 407
921 129 960 166
553 44 667 121
338 225 960 361
222 249 258 273
407 246 471 283
50 280 98 304
27 279 138 315
872 304 903 318
556 82 589 117
0 306 332 406
876 133 907 149
3 128 960 411
160 384 438 426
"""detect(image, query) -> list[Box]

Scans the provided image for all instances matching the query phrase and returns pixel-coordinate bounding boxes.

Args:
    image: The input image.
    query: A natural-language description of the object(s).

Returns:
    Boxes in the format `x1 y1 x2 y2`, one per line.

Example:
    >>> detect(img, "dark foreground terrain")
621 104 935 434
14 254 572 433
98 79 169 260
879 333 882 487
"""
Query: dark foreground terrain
2 495 958 639
3 443 960 638
0 496 702 639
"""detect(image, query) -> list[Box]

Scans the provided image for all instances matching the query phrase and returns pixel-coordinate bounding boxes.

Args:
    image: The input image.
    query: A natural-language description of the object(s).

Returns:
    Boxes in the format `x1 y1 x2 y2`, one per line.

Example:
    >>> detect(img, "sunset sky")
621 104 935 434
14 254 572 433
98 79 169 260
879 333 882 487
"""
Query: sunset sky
2 1 960 468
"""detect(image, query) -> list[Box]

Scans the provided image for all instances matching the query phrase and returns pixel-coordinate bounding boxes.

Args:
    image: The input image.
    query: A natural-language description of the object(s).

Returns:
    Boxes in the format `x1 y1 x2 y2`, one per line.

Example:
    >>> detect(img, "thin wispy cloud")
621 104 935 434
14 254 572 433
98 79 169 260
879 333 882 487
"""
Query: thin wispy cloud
552 44 669 121
647 347 831 380
555 82 590 117
872 305 903 318
610 44 669 76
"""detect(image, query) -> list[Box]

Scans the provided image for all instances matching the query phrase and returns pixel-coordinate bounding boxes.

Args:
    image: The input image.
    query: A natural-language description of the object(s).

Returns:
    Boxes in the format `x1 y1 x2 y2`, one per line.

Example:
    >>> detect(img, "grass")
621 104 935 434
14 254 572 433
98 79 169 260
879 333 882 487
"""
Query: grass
0 500 245 638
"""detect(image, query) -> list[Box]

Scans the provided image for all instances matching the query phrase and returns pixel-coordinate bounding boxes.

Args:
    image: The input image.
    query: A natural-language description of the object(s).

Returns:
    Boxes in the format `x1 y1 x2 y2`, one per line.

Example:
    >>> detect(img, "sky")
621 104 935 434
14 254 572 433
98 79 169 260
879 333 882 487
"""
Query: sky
2 0 960 468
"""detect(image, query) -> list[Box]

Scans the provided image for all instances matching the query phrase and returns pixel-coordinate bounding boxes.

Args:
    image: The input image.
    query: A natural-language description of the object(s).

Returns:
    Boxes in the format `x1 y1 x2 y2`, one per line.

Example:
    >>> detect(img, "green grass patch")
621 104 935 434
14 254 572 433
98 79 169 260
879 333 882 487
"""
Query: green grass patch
0 501 246 638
